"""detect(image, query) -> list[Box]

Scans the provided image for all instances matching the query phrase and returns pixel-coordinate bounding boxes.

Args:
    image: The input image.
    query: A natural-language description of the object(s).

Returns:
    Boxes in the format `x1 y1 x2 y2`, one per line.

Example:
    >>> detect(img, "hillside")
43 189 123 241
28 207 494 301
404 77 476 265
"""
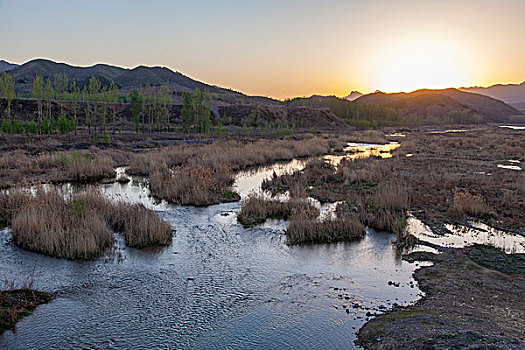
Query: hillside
343 91 363 101
511 102 525 114
6 58 276 104
356 88 522 123
0 60 19 73
461 82 525 104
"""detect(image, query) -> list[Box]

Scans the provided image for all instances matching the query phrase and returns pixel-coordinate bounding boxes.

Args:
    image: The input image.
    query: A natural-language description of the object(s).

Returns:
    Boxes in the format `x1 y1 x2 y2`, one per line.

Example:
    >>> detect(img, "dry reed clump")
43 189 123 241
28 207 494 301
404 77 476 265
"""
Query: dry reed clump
286 210 365 245
0 150 116 187
149 165 237 206
121 204 172 248
365 182 410 234
64 152 115 183
74 189 173 248
337 158 389 186
371 182 410 212
262 159 336 198
6 188 172 259
451 191 491 219
237 195 319 227
11 190 113 260
0 189 32 228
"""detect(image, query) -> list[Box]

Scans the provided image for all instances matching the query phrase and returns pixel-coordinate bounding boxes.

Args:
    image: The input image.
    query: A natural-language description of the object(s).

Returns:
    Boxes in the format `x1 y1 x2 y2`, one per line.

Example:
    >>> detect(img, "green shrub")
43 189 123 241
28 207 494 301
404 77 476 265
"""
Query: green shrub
1 119 11 134
25 120 38 134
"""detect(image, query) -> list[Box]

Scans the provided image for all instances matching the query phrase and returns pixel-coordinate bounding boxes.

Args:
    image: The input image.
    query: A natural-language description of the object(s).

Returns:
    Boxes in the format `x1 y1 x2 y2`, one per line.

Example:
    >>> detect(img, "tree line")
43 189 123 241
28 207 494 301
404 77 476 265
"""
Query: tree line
0 71 226 136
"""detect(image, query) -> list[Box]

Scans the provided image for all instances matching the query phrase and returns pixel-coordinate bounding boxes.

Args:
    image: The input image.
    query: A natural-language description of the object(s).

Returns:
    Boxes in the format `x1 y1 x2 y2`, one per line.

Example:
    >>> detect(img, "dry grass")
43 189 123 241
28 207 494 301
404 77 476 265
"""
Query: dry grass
129 138 332 176
371 182 410 212
286 210 365 245
0 189 32 228
263 126 525 234
390 127 524 231
0 150 117 188
140 137 335 206
4 187 172 259
347 130 388 144
11 190 114 260
149 165 237 206
122 204 172 248
451 191 491 219
237 195 319 227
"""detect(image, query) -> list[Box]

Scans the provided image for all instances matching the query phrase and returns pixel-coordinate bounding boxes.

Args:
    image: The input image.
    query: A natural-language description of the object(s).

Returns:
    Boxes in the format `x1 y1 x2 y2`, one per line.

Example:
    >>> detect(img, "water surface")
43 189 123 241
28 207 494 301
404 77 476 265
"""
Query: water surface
0 157 423 350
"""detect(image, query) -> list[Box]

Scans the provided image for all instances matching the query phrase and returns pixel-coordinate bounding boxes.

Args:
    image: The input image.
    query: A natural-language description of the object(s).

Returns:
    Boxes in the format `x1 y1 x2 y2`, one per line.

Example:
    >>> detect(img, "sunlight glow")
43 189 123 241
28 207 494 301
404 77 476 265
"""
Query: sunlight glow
374 38 469 93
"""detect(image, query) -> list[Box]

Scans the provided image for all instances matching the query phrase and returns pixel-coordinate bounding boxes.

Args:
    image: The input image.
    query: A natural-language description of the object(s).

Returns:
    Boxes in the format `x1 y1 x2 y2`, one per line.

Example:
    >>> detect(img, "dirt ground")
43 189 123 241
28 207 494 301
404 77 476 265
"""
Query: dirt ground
356 244 525 349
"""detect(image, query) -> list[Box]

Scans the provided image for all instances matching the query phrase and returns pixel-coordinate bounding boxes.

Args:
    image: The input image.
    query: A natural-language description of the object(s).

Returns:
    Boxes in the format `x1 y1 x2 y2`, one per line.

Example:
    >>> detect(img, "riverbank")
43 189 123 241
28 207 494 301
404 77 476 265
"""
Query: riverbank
0 289 52 335
356 244 525 349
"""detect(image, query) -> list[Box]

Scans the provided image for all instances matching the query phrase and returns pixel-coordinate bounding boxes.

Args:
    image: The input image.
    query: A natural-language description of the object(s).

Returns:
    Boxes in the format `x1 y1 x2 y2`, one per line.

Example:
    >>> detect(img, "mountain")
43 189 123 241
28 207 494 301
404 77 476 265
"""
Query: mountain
343 91 363 101
6 58 277 104
460 82 525 105
511 102 525 114
356 88 522 123
0 60 19 73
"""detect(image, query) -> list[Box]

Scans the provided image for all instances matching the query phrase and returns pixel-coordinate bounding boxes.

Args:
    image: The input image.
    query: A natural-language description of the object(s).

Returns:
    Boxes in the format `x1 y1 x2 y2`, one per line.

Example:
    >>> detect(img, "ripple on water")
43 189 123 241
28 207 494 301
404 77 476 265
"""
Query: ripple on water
2 154 425 350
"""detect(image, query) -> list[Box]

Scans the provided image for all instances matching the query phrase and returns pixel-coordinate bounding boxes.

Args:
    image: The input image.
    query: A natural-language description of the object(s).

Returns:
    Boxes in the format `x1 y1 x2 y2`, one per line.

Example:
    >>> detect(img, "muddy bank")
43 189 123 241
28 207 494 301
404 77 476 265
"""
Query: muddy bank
356 245 525 349
0 289 52 335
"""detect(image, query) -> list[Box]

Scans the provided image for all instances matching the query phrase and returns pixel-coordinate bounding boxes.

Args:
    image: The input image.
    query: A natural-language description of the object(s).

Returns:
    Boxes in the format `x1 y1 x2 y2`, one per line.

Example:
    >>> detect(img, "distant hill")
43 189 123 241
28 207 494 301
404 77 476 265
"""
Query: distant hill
343 91 363 101
460 82 525 105
511 102 525 114
0 60 19 73
6 58 277 104
355 88 522 123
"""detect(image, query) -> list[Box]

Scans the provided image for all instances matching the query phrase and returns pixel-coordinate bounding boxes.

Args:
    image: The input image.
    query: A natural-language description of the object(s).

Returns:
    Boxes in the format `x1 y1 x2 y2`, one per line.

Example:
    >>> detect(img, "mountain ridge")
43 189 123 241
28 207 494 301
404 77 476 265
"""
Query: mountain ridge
355 88 521 123
460 81 525 104
5 58 277 104
0 60 19 73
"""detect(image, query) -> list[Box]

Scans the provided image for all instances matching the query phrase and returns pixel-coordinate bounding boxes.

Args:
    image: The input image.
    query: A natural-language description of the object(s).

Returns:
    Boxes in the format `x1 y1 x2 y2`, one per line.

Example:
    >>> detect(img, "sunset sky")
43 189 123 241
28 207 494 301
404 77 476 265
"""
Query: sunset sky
1 0 524 99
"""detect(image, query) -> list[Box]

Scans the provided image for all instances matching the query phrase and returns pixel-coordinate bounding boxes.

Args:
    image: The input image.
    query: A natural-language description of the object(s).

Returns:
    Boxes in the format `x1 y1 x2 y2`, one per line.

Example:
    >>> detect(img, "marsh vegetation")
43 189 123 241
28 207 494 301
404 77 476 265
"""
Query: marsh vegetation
1 187 172 259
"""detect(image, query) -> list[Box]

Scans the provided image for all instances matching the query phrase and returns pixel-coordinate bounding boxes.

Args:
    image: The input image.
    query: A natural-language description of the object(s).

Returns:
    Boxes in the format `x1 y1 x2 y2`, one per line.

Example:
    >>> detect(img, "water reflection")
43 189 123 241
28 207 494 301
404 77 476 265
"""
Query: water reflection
406 215 525 254
427 129 466 134
499 125 525 130
325 142 400 166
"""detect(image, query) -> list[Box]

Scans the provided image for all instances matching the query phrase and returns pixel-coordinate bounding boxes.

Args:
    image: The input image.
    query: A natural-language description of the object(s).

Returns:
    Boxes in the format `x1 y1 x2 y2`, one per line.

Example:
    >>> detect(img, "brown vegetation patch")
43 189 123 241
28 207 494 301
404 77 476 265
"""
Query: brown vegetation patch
263 126 525 234
286 210 366 245
237 195 319 227
451 191 491 219
2 188 172 259
139 137 336 206
0 149 118 188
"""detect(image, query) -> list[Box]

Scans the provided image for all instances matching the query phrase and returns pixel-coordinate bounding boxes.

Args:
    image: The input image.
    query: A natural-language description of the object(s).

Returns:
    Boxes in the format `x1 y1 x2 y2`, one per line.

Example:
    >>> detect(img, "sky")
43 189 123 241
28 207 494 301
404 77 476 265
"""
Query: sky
1 0 524 99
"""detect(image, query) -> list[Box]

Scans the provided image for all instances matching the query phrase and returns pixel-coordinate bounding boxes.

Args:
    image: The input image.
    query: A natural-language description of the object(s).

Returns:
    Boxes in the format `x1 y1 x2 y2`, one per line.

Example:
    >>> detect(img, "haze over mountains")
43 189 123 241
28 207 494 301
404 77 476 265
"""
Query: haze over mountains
355 89 521 123
1 58 523 122
460 82 525 113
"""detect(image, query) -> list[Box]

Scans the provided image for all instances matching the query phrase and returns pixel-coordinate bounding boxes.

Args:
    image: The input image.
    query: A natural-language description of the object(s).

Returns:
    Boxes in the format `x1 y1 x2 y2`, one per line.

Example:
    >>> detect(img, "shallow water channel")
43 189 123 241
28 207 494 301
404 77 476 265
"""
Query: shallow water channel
0 142 521 349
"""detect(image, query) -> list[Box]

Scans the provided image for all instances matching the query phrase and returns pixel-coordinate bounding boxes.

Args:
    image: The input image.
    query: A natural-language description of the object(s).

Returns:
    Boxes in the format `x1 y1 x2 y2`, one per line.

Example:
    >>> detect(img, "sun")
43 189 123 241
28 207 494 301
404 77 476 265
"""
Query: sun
374 38 468 93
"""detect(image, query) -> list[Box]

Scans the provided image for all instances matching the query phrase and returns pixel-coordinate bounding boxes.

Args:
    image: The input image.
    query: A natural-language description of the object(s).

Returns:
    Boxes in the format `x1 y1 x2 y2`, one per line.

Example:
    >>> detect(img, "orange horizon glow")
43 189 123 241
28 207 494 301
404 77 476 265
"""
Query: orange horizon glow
1 1 524 100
